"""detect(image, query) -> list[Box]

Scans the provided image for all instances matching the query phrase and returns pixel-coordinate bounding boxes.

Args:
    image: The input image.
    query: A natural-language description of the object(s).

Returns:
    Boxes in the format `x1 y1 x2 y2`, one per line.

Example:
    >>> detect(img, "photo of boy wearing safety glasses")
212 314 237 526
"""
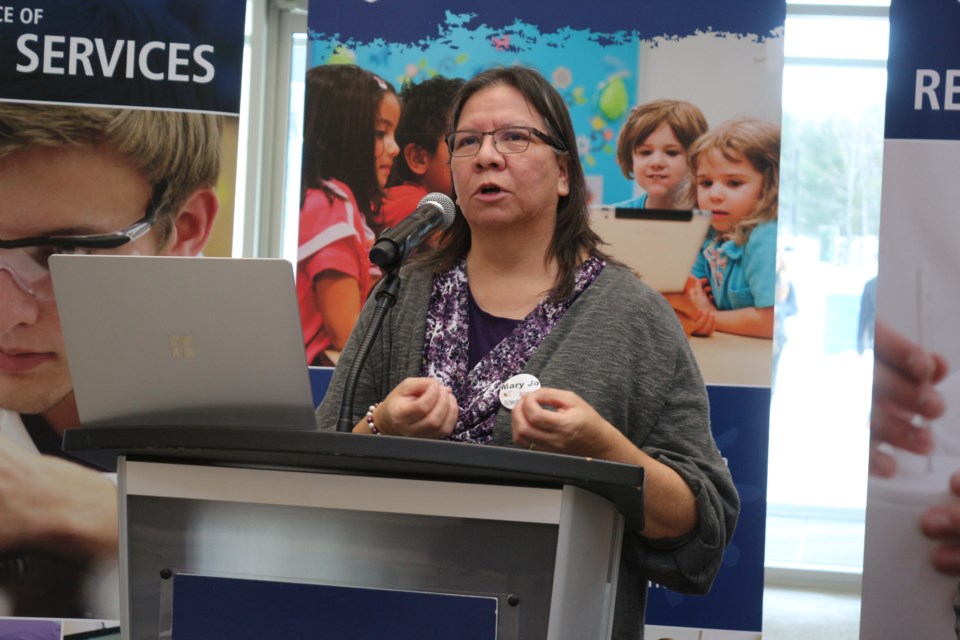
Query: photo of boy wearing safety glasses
0 103 221 618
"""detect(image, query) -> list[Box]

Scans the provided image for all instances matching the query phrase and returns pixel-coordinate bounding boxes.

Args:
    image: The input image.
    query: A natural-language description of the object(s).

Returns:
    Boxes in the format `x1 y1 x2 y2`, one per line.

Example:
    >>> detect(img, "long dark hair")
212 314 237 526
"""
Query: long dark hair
300 64 396 218
425 65 609 300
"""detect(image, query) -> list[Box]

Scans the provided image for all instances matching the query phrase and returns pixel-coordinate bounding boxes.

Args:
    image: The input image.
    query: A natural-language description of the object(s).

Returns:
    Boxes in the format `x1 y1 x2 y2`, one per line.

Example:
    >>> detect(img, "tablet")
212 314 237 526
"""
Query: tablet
49 255 317 429
589 206 711 293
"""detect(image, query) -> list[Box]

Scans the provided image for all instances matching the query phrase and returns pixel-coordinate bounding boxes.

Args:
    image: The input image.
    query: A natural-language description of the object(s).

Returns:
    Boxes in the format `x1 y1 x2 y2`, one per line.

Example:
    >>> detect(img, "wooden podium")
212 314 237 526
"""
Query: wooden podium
64 427 644 640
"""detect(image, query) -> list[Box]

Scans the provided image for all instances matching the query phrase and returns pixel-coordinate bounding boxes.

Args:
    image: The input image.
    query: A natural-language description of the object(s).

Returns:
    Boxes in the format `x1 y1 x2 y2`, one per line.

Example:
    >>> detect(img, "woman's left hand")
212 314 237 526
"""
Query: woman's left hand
511 388 620 459
513 388 699 538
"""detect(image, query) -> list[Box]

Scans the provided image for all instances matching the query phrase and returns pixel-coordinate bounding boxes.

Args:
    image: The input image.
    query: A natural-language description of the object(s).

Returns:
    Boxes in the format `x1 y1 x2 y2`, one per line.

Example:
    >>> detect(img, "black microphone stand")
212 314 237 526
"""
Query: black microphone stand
335 268 401 432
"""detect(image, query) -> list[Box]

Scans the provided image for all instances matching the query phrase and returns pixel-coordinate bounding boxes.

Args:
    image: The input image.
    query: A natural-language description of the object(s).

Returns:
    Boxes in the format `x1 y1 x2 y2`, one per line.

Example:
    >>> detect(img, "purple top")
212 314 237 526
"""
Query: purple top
466 290 521 370
421 257 605 443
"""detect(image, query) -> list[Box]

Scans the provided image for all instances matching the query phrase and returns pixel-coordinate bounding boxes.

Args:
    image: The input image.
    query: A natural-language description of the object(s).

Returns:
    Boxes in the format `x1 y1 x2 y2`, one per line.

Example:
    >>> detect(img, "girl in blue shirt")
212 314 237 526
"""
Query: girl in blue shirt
668 118 780 338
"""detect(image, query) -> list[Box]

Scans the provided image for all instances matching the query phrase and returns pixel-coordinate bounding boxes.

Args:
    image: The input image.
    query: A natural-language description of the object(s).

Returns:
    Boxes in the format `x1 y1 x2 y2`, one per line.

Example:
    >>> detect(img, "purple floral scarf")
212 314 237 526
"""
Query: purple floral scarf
420 257 605 443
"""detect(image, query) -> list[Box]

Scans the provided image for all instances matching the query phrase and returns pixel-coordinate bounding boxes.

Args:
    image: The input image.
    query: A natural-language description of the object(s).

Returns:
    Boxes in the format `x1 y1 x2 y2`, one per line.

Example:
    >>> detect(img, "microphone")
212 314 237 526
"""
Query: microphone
337 193 455 431
369 192 456 270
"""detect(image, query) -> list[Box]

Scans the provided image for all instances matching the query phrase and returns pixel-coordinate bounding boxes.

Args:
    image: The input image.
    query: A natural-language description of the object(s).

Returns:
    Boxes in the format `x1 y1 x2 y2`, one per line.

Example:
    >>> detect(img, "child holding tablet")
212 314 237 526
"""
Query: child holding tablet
670 118 780 338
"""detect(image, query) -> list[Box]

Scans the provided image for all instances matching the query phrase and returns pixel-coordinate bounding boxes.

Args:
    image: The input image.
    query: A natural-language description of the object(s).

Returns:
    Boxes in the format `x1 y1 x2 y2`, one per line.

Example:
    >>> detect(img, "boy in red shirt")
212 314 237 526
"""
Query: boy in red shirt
378 76 465 233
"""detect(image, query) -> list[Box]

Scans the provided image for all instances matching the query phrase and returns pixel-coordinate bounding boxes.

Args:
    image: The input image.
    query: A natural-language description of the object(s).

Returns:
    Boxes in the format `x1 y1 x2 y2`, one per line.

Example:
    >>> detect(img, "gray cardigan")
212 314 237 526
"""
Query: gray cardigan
316 261 739 640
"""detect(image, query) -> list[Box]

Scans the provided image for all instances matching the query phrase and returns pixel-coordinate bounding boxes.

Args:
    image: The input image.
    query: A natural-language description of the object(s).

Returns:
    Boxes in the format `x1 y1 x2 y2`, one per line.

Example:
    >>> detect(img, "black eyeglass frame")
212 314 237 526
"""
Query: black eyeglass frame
0 190 163 250
445 125 568 157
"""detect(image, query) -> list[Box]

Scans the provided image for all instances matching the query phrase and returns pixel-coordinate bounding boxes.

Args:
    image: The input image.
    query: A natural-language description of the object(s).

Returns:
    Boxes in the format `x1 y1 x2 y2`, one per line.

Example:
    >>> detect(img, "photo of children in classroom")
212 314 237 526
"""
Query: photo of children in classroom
298 26 783 387
296 66 464 367
661 117 780 341
602 95 781 387
303 8 782 638
296 65 399 366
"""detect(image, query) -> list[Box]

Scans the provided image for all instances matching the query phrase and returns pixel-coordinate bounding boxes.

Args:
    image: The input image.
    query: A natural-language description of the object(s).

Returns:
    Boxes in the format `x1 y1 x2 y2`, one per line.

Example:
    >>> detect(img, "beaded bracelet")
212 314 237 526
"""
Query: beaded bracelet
365 403 381 435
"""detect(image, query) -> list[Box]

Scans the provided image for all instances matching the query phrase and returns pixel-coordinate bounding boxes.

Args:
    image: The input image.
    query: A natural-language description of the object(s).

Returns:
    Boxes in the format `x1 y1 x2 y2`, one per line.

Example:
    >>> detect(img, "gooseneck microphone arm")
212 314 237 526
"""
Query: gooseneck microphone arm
335 192 456 432
335 270 400 432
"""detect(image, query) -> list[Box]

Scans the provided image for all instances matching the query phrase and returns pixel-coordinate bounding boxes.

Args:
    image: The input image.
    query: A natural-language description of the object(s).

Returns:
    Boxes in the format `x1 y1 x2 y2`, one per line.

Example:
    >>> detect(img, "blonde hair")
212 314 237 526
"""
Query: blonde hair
688 117 780 245
616 99 708 178
0 103 222 244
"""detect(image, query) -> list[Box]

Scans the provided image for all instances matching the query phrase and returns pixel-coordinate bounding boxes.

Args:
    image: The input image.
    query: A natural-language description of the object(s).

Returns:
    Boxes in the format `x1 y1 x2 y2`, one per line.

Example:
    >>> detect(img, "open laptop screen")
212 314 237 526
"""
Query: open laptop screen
50 255 316 430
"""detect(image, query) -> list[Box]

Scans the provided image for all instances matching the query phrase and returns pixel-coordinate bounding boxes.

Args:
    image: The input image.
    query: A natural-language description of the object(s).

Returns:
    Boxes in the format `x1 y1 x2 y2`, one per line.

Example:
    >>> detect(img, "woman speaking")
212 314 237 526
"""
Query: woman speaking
316 65 739 639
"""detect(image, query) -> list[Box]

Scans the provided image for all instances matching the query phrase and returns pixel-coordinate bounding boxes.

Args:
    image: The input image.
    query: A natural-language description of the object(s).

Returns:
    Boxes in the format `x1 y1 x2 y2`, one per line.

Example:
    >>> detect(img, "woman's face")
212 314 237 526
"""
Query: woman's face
374 92 401 189
450 84 569 235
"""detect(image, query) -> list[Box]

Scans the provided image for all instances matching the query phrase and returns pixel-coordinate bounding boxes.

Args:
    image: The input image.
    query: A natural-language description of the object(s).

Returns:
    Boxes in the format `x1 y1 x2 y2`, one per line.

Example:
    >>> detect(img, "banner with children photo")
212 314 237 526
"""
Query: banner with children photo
302 1 784 637
0 0 246 629
861 0 960 637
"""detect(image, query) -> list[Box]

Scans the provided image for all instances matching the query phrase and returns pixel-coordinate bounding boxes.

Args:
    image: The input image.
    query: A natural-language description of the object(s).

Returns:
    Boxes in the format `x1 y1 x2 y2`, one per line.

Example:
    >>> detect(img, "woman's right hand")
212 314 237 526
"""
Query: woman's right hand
367 377 458 438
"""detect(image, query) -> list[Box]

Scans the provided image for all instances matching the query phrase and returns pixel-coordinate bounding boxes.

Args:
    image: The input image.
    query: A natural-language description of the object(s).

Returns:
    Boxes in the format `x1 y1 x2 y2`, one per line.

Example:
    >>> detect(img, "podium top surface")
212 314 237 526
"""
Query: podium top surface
63 426 644 529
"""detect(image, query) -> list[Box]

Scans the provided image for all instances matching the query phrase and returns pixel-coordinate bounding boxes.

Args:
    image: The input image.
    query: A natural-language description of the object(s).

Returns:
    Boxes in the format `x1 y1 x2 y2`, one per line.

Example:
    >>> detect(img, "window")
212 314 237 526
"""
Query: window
767 3 889 582
281 34 307 265
234 0 307 260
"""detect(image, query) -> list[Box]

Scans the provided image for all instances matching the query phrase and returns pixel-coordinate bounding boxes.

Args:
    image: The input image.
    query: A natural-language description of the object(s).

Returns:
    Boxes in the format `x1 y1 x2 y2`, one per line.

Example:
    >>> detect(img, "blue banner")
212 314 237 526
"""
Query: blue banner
864 0 960 637
885 0 960 141
302 1 783 634
0 0 246 113
646 385 769 631
311 0 785 43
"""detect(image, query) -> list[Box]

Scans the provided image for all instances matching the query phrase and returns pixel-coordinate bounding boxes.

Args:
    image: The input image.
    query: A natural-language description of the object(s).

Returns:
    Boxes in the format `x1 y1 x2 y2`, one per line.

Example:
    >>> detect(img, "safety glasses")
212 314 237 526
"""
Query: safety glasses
0 197 159 300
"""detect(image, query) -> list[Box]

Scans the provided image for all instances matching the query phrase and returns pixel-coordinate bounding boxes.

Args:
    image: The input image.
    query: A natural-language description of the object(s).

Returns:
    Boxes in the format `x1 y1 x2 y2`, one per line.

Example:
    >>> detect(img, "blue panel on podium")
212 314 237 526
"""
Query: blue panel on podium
170 574 498 640
308 366 335 408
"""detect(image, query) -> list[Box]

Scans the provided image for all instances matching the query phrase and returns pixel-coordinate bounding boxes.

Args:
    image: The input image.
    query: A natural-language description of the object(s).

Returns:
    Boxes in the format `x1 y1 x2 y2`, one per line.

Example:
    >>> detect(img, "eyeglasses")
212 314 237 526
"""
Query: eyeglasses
0 198 159 301
445 126 567 158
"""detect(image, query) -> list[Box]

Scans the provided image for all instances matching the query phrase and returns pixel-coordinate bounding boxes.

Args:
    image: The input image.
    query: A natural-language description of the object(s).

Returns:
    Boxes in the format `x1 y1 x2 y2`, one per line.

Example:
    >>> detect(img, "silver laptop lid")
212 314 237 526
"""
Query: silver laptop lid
589 207 711 293
50 255 316 429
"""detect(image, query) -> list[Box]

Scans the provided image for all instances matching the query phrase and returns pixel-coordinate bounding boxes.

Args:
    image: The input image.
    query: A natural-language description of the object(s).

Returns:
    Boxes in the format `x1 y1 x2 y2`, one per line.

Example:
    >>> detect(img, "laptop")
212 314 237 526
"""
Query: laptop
49 255 317 430
589 206 712 293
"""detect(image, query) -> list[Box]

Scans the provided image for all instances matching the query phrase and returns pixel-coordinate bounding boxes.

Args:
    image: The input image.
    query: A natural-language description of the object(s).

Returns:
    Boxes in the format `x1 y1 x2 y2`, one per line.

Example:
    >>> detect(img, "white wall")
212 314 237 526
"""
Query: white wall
637 32 785 126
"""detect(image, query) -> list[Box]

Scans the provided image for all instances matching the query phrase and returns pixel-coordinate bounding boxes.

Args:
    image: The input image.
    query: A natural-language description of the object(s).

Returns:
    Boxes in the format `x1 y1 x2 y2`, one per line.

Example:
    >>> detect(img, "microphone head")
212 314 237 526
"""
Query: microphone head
418 192 456 230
